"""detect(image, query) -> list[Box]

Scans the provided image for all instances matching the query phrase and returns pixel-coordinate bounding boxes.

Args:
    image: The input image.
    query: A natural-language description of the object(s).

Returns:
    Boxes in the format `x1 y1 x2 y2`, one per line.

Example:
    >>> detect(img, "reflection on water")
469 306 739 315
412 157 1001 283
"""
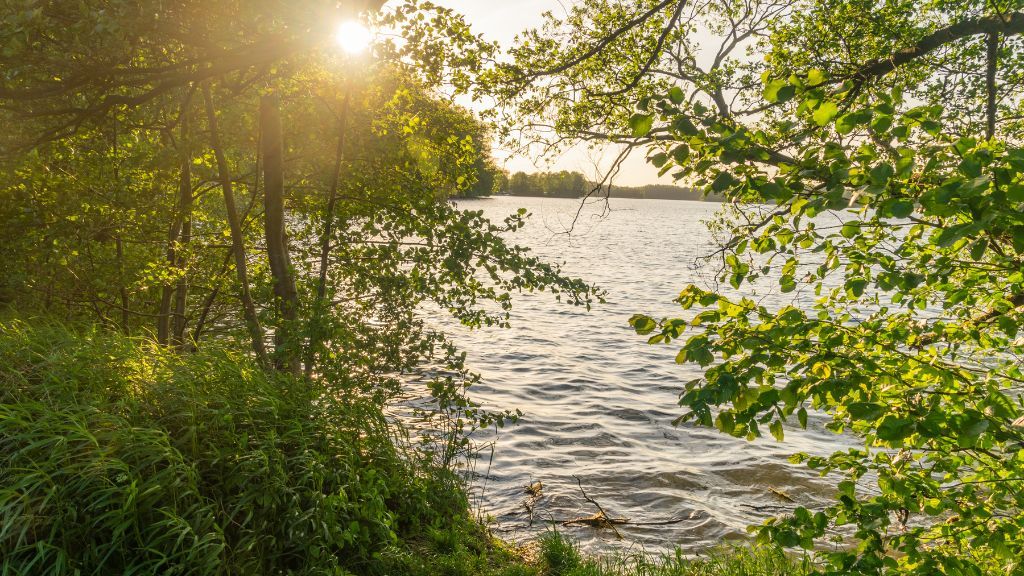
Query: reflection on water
431 196 856 553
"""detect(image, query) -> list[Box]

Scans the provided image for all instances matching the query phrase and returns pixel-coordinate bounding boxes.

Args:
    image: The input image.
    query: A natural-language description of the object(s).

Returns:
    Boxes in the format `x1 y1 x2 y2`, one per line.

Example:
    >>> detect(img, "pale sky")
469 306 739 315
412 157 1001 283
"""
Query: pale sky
424 0 664 187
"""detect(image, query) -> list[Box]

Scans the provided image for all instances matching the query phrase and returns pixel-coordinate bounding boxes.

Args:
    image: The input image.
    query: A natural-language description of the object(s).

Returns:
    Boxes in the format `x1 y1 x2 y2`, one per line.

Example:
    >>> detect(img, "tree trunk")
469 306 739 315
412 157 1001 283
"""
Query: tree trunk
203 84 269 367
260 94 301 375
156 209 182 344
171 150 193 347
116 235 130 334
158 113 189 346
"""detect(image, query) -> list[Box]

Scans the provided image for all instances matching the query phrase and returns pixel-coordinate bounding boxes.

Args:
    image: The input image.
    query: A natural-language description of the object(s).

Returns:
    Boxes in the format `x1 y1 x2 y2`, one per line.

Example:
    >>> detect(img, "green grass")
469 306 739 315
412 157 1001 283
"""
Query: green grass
535 531 812 576
0 318 486 575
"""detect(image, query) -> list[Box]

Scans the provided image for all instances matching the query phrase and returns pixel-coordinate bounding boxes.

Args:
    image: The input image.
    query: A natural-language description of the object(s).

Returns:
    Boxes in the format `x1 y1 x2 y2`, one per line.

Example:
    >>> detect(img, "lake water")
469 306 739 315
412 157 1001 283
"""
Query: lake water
435 196 855 554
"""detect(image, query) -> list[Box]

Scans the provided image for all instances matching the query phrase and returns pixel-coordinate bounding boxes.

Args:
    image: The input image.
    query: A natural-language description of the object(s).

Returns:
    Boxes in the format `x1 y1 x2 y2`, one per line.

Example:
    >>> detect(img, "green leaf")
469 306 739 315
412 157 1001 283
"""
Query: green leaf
959 157 982 178
763 79 795 103
997 315 1018 338
770 420 784 441
672 144 690 163
668 86 684 105
836 110 872 135
969 238 988 260
846 278 868 297
629 315 657 335
712 172 737 192
876 416 916 442
812 102 839 126
870 163 894 186
870 115 893 133
672 116 699 135
840 221 860 239
957 415 989 448
848 403 886 421
780 275 797 293
1013 227 1024 253
629 114 655 137
888 200 914 218
1008 184 1024 203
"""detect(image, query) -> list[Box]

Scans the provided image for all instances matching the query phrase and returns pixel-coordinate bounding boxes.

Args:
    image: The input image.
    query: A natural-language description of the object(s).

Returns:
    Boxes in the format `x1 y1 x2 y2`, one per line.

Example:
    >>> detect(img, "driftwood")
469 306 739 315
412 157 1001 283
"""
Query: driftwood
566 476 625 538
518 476 691 536
556 476 688 539
768 487 796 503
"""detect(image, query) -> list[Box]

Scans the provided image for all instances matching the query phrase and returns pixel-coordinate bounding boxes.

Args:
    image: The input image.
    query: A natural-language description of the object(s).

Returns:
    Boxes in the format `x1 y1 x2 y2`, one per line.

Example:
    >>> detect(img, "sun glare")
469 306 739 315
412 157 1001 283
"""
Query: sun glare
335 20 373 55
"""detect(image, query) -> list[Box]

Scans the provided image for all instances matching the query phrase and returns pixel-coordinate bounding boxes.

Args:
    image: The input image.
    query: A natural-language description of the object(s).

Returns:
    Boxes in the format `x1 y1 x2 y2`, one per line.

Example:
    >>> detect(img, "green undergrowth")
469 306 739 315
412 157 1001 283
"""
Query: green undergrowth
0 318 513 575
535 531 811 576
0 317 807 575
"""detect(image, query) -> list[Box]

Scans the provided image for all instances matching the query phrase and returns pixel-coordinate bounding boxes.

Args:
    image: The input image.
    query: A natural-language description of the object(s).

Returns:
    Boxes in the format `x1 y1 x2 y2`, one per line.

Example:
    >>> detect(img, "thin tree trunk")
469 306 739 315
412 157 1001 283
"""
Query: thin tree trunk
203 84 269 367
157 117 188 345
191 250 232 349
305 90 350 378
112 122 131 335
986 31 999 140
171 151 193 347
191 179 261 350
116 236 130 334
156 211 182 344
260 94 301 375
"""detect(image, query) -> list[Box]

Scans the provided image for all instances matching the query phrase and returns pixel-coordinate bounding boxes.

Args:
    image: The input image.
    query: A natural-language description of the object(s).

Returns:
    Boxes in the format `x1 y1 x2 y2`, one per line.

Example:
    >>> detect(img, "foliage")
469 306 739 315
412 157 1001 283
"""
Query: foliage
0 0 599 463
503 0 1024 573
0 318 470 574
0 1 605 572
536 531 810 576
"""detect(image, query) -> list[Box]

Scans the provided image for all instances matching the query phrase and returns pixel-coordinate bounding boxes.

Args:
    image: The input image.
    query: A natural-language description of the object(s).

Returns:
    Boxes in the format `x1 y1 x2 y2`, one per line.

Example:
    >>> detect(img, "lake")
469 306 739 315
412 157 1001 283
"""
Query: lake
434 196 856 554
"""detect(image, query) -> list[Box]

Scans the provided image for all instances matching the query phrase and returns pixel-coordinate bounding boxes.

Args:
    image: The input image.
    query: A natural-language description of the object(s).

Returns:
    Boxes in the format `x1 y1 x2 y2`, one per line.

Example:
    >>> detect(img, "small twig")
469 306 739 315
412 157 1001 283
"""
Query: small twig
573 475 623 539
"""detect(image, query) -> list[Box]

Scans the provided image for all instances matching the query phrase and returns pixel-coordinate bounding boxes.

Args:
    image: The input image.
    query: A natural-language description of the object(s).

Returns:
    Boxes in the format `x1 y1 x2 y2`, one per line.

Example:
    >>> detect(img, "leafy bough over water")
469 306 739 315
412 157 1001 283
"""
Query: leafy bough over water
622 13 1024 576
491 0 1024 569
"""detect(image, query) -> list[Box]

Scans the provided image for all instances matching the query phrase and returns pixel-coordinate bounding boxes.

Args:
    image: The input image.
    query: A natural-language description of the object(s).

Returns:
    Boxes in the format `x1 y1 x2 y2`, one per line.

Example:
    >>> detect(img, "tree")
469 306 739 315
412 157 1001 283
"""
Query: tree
0 0 599 416
505 0 1024 572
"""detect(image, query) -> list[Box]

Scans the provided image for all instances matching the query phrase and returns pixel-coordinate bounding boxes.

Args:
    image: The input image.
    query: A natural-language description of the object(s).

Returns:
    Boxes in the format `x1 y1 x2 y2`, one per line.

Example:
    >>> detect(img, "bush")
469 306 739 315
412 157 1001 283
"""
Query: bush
0 319 465 575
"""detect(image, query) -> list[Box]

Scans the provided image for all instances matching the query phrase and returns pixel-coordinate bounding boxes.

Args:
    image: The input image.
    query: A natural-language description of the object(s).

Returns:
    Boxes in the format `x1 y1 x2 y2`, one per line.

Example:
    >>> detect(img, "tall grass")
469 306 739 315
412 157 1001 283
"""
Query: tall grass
0 319 462 575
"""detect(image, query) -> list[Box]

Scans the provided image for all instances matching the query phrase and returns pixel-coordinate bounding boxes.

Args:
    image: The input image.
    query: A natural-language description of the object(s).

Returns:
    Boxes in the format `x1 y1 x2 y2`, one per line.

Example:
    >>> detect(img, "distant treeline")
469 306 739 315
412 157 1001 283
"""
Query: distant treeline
493 171 723 202
507 171 588 198
605 183 724 202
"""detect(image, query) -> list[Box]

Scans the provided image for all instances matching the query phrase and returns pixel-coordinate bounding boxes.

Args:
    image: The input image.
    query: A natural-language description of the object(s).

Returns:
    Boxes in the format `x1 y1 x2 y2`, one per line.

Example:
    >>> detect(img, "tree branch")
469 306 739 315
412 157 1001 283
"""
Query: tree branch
846 12 1024 85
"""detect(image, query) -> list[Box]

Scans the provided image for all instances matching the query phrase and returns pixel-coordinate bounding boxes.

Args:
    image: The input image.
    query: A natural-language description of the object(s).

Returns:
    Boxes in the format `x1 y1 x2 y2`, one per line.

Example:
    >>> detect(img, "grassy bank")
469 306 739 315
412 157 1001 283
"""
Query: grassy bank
0 319 805 575
531 532 810 576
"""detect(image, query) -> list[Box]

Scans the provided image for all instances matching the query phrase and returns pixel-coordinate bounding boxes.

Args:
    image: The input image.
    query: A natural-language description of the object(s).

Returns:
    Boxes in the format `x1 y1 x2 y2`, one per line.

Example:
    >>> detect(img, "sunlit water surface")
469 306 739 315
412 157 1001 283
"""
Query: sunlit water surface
418 196 857 554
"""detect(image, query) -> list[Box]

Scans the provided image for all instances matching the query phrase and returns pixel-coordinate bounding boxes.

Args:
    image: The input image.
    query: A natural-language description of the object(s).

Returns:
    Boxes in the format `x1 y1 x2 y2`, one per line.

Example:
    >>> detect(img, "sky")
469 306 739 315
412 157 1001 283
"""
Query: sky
423 0 664 187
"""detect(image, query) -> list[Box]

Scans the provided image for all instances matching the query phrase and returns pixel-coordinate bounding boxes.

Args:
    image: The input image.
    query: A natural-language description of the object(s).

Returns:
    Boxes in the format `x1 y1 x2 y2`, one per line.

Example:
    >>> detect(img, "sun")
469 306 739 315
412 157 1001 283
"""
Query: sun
335 20 373 55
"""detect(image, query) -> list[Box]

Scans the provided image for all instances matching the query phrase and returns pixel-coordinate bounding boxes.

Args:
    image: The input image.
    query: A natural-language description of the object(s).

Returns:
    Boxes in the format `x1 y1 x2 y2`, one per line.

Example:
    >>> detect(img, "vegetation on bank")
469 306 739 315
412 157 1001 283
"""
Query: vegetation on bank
534 532 810 576
0 318 457 574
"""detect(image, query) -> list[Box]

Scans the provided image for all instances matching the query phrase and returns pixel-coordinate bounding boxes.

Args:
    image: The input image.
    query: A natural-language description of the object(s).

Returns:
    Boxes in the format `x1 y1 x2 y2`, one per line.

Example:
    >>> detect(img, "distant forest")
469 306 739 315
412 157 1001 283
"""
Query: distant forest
467 170 724 202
